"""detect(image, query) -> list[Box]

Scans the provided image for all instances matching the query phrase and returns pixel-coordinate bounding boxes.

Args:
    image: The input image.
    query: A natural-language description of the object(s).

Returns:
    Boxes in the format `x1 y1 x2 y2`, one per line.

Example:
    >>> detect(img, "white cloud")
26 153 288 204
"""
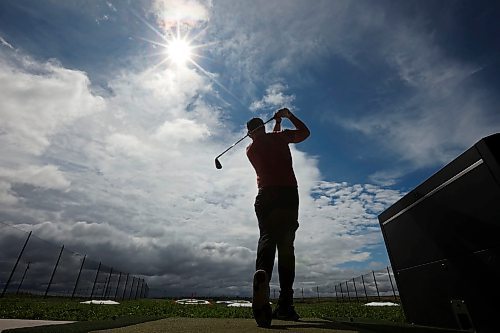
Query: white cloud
154 118 210 143
0 181 18 205
0 55 105 156
250 83 295 112
368 170 403 187
207 1 364 91
152 0 211 30
329 5 500 175
284 178 403 288
0 165 70 191
105 133 151 158
0 36 14 49
339 61 500 172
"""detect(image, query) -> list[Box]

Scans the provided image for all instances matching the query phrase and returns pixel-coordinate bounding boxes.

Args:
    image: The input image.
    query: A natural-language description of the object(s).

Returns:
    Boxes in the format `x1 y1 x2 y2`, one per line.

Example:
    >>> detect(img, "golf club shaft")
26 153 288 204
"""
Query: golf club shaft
215 117 274 160
215 134 249 159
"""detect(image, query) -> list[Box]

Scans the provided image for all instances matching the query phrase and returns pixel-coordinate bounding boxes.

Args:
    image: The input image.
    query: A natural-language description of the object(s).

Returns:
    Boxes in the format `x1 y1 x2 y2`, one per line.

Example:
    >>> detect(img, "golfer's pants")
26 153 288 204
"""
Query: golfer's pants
254 186 299 304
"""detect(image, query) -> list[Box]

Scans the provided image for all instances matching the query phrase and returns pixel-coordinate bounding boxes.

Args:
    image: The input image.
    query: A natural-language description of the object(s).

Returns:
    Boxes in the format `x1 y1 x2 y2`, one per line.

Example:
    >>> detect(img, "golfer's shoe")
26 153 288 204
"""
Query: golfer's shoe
272 305 300 321
252 270 272 328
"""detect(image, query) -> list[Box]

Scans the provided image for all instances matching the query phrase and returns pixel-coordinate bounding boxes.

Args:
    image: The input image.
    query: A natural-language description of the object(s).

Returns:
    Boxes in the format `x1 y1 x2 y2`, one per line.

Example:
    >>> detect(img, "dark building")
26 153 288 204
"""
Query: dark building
379 133 500 332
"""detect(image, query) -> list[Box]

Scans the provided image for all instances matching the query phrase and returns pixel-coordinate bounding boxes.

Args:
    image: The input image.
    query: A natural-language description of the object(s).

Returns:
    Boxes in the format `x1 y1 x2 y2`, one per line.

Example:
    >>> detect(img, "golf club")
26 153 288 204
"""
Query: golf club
215 117 274 169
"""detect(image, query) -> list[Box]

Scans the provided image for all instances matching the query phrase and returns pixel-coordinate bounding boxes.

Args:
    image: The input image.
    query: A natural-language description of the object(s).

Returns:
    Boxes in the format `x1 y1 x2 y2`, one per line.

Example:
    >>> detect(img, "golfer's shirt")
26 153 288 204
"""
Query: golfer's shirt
246 130 298 189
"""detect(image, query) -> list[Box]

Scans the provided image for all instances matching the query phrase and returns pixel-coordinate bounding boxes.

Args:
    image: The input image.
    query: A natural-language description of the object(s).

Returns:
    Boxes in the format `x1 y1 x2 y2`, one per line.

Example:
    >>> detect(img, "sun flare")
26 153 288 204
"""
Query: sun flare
167 38 193 66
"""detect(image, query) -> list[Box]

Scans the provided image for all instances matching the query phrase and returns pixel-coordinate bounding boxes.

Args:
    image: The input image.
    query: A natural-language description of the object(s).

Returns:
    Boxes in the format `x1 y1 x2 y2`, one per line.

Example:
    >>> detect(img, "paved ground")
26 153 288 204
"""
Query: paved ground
0 319 75 332
91 318 365 333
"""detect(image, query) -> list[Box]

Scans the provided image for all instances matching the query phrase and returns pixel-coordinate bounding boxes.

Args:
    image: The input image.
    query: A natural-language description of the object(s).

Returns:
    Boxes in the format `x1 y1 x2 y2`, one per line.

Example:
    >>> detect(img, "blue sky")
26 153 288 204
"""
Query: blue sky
1 0 499 297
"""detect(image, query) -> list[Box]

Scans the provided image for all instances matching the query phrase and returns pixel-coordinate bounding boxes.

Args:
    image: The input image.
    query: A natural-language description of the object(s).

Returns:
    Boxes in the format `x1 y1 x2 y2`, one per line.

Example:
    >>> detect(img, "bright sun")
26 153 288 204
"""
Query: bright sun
167 38 192 66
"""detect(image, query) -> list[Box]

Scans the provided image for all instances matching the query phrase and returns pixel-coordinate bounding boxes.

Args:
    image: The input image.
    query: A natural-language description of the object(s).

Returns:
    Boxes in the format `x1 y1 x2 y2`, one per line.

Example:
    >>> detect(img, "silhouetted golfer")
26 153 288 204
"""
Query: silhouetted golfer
246 108 310 327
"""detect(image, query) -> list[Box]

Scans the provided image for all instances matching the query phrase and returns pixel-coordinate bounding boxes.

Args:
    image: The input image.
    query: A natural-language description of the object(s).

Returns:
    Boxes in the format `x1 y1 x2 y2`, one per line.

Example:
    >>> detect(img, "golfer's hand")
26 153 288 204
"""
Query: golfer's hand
274 108 291 119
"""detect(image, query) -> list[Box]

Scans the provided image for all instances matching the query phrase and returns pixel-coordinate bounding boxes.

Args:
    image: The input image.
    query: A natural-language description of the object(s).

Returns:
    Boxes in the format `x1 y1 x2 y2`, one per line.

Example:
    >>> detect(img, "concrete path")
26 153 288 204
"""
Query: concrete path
92 318 364 333
0 319 75 332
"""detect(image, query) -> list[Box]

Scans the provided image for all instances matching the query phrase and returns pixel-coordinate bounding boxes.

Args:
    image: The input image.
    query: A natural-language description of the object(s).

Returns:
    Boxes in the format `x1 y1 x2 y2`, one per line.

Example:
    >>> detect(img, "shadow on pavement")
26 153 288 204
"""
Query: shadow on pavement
271 319 472 333
270 319 365 332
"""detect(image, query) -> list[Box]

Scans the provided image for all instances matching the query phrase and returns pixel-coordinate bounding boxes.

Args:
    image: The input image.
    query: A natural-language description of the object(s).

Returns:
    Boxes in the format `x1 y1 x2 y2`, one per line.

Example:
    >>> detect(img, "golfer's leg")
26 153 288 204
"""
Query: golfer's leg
277 227 296 302
256 230 277 282
253 228 274 328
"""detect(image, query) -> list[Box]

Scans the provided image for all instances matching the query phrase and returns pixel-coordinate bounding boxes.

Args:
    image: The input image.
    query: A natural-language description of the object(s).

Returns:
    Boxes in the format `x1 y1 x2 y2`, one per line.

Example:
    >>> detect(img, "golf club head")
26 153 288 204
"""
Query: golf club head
215 158 222 169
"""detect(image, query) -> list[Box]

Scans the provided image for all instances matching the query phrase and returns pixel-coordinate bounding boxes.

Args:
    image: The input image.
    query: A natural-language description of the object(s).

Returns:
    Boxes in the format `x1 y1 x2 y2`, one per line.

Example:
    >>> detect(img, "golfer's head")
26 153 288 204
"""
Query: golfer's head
247 118 265 138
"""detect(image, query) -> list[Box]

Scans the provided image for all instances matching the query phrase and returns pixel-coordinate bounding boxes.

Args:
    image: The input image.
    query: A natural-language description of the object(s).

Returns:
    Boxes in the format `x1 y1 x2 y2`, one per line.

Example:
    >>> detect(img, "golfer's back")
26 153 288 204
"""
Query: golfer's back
246 131 297 188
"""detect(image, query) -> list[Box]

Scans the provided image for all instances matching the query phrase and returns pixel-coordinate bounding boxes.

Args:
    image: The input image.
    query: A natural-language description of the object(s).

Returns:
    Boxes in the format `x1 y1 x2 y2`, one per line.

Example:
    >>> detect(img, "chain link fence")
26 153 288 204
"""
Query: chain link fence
333 266 399 302
269 266 399 302
0 221 148 299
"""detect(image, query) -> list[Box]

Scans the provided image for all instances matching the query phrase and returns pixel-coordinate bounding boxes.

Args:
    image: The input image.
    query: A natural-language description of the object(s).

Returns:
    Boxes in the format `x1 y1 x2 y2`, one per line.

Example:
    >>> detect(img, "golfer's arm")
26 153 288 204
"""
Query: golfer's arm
288 113 310 142
273 119 281 132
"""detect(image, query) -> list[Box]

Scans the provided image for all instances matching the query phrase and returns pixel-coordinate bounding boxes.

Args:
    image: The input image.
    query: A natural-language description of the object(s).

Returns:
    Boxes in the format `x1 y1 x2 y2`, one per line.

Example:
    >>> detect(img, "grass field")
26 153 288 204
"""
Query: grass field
0 295 405 322
0 295 406 332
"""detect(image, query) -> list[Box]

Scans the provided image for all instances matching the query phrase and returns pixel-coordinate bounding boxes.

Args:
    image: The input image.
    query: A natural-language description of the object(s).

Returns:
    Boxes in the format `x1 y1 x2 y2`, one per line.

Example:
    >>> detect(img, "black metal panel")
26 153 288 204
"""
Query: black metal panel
378 133 500 332
476 134 500 186
396 248 499 332
378 145 481 225
383 162 500 270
